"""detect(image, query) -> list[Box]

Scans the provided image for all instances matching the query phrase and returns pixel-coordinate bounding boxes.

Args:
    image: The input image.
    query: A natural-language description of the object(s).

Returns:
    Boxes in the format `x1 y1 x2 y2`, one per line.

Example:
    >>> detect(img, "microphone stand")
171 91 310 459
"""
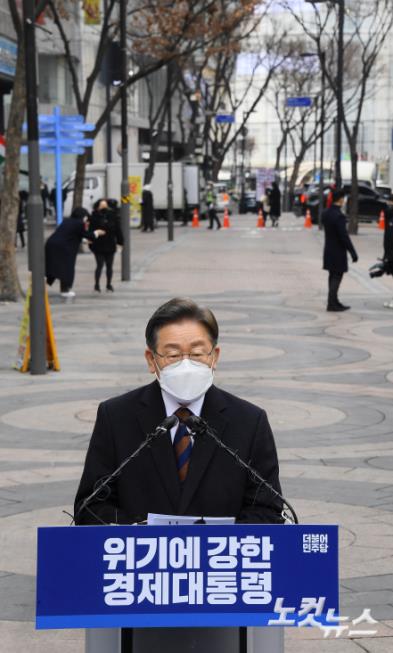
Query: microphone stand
187 417 298 524
74 420 176 525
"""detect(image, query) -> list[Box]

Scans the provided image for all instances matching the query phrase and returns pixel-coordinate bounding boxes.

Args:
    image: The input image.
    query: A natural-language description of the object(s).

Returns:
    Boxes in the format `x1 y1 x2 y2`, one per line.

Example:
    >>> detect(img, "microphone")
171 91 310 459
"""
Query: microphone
185 415 298 525
74 415 178 524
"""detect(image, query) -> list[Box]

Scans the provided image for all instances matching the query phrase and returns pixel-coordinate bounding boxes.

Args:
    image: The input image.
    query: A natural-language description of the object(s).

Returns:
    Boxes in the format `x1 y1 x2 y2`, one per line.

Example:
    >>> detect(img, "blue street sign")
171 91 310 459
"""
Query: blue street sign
36 524 339 630
23 107 95 223
39 137 94 147
57 114 84 123
61 122 95 131
215 114 235 124
40 146 85 155
286 97 313 108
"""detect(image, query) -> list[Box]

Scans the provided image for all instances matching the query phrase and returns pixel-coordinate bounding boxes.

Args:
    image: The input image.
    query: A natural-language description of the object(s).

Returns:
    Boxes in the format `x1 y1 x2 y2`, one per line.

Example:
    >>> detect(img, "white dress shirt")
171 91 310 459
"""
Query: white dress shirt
161 389 205 444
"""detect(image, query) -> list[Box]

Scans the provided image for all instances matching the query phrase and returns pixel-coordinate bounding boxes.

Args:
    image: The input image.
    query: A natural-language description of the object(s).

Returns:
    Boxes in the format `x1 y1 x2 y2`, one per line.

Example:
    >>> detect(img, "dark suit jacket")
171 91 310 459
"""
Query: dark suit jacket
322 205 357 273
74 381 284 525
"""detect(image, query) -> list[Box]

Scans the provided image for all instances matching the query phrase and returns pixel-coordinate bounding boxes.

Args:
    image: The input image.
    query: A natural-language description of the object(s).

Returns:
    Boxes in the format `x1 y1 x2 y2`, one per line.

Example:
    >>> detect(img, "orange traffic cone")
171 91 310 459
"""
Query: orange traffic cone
191 207 200 228
257 209 265 228
304 209 312 229
223 208 231 228
378 210 385 230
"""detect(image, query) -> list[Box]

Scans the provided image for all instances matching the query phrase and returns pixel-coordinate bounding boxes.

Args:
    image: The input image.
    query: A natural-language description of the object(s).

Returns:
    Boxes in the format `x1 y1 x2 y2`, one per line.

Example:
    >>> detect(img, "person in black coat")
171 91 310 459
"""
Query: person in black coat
322 189 358 311
141 184 155 232
45 207 104 297
74 298 284 526
268 182 281 227
89 199 124 292
382 209 393 308
16 190 27 248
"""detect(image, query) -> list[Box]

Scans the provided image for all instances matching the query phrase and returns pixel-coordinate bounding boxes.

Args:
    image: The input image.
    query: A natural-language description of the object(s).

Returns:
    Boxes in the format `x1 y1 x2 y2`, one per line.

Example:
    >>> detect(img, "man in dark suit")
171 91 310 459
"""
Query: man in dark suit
322 189 358 312
74 298 284 525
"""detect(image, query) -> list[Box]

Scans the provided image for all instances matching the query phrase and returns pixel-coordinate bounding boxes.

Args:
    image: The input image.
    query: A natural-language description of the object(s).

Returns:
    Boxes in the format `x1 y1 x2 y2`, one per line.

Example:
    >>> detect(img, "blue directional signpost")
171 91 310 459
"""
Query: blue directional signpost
286 97 313 108
215 114 235 124
24 106 95 223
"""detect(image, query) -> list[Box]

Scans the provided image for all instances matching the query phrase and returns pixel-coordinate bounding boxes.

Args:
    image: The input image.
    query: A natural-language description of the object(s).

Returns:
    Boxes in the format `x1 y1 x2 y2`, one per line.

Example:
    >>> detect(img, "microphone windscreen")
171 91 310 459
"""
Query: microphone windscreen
162 415 178 430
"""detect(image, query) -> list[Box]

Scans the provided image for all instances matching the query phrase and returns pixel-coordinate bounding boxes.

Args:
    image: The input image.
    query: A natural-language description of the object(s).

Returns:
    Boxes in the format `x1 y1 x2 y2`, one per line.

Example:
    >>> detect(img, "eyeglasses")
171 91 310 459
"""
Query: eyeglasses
154 346 215 368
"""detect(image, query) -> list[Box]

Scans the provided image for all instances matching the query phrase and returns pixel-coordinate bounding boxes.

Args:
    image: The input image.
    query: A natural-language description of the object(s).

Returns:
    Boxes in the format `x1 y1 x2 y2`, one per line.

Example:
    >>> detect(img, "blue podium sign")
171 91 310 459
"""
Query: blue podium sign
36 524 338 630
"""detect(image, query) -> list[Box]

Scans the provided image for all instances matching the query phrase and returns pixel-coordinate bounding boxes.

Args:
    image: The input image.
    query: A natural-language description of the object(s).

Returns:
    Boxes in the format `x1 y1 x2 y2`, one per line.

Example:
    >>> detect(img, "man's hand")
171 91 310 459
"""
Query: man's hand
94 229 106 238
352 253 358 263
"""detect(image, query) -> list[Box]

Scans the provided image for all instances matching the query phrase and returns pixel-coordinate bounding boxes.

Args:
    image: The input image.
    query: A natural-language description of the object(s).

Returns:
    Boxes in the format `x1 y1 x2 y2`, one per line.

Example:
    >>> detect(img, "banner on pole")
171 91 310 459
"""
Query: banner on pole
83 0 100 25
128 175 142 228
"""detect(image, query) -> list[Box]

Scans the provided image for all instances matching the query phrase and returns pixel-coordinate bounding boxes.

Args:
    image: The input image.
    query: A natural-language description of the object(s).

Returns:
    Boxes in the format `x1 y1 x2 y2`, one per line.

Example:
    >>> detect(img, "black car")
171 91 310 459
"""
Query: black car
376 185 393 201
292 185 310 216
343 184 391 222
302 184 333 223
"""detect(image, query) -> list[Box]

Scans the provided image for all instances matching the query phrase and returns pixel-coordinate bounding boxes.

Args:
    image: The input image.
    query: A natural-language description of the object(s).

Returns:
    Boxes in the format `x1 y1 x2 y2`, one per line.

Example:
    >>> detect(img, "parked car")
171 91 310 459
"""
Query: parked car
376 185 393 201
292 185 310 216
300 183 333 223
343 184 392 222
244 189 258 213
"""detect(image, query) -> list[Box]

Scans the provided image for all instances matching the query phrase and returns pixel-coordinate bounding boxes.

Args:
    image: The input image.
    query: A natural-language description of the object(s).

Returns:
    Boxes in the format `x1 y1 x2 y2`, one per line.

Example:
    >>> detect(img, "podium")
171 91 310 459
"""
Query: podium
37 524 338 652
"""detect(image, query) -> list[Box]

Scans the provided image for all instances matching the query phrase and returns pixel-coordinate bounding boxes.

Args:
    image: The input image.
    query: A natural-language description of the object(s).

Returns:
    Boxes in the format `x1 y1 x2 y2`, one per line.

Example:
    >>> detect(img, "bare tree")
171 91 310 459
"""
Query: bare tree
178 11 290 181
266 38 337 202
281 0 393 233
50 0 265 206
0 0 48 301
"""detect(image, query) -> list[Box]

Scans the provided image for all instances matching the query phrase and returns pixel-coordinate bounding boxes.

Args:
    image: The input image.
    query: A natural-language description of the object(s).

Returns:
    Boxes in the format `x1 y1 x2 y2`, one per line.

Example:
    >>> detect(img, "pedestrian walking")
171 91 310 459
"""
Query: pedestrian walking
260 189 270 224
15 190 27 248
206 182 221 230
141 184 155 232
268 182 281 227
382 208 393 308
89 199 124 293
40 178 50 218
45 207 105 297
322 189 358 312
181 188 189 226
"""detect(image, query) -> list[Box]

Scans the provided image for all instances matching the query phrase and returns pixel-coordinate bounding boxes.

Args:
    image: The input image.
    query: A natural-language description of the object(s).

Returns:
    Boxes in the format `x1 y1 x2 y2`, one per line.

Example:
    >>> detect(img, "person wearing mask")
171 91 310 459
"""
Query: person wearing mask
89 198 124 292
322 189 358 312
74 297 284 526
45 207 105 298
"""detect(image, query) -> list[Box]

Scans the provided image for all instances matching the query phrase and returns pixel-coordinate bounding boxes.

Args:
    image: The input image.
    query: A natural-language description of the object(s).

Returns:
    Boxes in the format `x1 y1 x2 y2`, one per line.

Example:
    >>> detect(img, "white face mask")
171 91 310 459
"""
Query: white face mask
156 358 214 403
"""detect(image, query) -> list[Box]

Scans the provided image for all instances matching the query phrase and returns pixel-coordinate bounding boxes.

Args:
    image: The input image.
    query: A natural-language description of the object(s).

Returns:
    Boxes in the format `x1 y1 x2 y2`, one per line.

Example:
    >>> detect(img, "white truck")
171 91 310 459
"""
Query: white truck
340 161 378 188
62 161 200 222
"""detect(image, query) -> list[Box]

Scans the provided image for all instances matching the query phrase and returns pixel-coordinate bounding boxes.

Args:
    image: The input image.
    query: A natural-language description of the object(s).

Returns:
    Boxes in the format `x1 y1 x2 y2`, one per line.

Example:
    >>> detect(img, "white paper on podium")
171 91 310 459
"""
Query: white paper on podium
147 513 235 526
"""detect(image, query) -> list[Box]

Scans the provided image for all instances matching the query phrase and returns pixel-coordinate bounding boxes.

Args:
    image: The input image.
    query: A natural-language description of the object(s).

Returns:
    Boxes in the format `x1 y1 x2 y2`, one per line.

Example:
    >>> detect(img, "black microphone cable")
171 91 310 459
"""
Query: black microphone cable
186 415 298 525
72 415 178 525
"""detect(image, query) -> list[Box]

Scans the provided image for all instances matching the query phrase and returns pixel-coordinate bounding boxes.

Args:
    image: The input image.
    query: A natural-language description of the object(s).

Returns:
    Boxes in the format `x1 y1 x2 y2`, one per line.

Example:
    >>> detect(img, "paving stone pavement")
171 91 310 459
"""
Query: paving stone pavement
0 212 393 652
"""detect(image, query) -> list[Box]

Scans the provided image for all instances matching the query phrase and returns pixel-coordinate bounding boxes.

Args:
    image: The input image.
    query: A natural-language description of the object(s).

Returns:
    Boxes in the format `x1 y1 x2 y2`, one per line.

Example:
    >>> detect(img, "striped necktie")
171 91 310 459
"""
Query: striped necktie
174 407 193 483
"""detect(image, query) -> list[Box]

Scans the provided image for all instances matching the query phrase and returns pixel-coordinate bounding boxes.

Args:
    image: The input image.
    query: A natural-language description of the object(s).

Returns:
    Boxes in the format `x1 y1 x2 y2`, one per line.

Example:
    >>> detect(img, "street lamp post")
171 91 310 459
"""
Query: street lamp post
23 0 46 375
238 111 249 214
120 0 130 280
166 61 174 242
306 0 344 189
301 50 326 229
336 0 344 189
239 123 247 214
